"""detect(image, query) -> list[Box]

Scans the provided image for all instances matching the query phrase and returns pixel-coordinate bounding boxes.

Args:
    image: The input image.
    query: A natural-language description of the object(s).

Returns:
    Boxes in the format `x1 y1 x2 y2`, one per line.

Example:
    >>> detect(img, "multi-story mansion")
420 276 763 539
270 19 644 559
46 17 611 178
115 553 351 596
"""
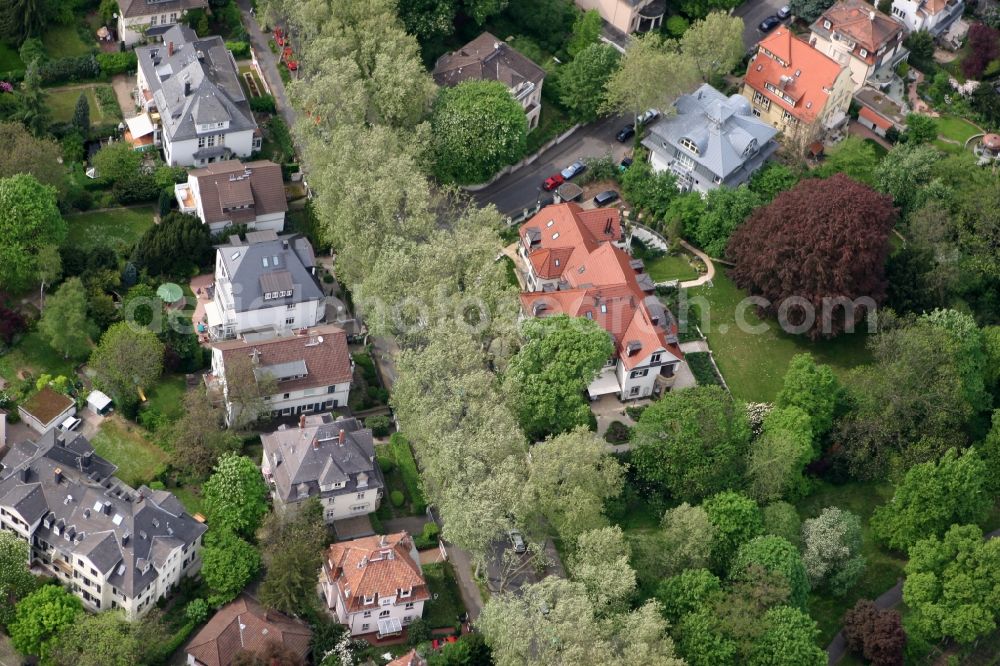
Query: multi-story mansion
116 0 208 47
517 203 683 401
260 413 383 523
0 430 206 619
205 230 325 342
322 532 429 638
209 325 353 425
808 0 907 92
135 25 260 166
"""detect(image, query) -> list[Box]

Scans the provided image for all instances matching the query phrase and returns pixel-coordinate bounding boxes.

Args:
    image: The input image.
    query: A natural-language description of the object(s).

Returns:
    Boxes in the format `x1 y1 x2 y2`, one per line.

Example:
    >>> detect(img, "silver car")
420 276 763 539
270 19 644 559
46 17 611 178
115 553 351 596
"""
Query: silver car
560 161 587 180
508 530 527 554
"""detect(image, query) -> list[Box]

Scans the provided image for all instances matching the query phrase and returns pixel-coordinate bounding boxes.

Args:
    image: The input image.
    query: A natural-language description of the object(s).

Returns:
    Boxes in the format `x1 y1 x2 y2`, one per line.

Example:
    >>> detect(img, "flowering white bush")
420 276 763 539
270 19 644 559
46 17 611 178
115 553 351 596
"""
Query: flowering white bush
745 402 774 437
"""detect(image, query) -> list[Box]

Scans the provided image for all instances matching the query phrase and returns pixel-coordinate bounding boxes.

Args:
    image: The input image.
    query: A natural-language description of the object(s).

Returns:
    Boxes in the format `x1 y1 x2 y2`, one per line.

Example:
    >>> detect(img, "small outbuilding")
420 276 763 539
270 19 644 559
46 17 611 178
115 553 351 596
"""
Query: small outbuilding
86 390 113 416
18 387 76 435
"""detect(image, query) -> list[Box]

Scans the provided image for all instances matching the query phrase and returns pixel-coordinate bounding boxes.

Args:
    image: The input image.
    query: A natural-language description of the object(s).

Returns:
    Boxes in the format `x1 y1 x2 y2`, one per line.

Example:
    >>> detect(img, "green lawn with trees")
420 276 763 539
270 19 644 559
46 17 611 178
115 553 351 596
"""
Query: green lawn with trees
46 86 114 127
65 206 156 247
90 416 169 487
644 253 699 282
40 25 92 59
422 562 466 629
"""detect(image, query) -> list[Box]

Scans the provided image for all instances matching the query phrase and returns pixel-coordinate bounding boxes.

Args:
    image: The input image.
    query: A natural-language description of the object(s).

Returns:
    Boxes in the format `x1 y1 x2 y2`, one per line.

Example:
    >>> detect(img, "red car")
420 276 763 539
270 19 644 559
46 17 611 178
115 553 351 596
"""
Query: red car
542 173 564 191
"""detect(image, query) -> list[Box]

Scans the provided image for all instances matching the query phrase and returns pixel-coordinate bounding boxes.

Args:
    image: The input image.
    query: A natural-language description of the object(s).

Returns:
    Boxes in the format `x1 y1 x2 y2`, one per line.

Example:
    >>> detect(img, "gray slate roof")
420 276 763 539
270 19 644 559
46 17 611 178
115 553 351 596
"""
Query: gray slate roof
642 84 779 188
136 25 256 145
118 0 208 19
216 233 323 313
0 430 206 597
261 414 383 505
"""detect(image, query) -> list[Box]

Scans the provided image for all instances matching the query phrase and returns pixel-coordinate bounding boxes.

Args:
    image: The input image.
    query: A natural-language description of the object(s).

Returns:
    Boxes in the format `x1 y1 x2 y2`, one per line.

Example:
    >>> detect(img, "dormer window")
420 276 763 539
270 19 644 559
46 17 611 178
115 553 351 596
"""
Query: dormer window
678 137 700 155
363 595 375 605
859 48 868 57
400 587 412 598
823 19 831 29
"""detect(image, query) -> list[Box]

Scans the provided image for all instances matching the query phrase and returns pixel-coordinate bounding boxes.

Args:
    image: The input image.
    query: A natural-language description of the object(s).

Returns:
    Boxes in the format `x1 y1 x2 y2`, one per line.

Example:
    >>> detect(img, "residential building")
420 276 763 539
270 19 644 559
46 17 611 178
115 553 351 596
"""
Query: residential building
642 84 779 195
517 203 683 401
206 230 325 341
574 0 666 34
18 388 76 435
260 413 384 523
185 595 312 666
890 0 964 36
809 0 907 91
743 28 854 140
0 429 206 620
135 25 260 166
322 532 429 637
116 0 208 47
175 160 287 233
854 86 908 136
388 651 428 666
432 32 546 131
208 325 353 425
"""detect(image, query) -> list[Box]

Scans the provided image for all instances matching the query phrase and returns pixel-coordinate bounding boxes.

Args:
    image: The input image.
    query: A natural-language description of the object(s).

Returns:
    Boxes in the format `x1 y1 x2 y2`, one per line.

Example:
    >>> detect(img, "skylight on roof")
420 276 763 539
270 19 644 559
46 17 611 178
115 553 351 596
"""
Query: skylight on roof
263 257 269 267
552 232 560 239
112 514 123 526
231 251 241 260
546 220 554 227
93 500 103 512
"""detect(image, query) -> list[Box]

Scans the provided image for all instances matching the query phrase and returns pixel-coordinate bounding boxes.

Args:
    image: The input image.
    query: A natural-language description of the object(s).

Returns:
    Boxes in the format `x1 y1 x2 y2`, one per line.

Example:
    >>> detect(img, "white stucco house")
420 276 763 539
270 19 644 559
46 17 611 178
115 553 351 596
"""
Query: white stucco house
175 160 287 233
208 325 353 425
205 230 325 342
808 0 907 92
890 0 964 37
135 25 260 166
323 532 428 638
260 412 384 523
517 203 684 401
116 0 208 47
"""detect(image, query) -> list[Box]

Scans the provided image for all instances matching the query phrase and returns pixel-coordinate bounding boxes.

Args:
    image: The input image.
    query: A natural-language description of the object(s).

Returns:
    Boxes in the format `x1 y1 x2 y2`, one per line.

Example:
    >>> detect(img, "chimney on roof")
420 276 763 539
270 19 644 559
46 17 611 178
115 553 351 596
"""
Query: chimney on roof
338 429 345 446
122 532 129 546
103 501 112 515
299 414 306 429
81 451 92 468
869 10 876 20
19 468 29 483
54 468 62 484
167 41 174 57
184 80 191 96
311 437 319 450
379 534 387 547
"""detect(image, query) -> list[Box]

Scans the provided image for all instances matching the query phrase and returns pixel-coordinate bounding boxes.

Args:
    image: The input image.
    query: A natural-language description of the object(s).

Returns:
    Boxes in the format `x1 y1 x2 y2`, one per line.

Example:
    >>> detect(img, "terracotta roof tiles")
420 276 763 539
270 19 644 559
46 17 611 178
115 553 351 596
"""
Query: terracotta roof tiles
185 595 312 666
324 532 429 614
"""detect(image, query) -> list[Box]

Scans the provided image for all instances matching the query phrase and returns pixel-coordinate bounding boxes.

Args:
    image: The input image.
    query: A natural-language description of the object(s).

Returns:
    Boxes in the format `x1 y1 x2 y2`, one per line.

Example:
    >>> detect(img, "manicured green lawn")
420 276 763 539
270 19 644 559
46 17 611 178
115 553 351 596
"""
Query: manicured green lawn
422 562 465 630
143 374 187 422
936 114 981 144
90 416 169 487
42 25 93 59
797 481 905 644
0 331 80 383
47 85 115 127
501 256 521 288
644 253 699 283
0 42 24 72
688 273 872 402
65 206 156 248
170 484 205 517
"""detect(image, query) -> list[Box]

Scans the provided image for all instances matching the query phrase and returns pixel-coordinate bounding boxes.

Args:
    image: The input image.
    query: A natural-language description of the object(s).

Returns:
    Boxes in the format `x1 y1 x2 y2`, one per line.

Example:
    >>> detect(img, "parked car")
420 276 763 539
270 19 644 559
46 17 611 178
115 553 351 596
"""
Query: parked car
60 416 82 432
619 156 634 172
616 124 636 142
542 173 564 191
560 161 587 180
593 190 620 207
637 109 660 126
777 5 792 18
509 530 527 554
759 15 781 31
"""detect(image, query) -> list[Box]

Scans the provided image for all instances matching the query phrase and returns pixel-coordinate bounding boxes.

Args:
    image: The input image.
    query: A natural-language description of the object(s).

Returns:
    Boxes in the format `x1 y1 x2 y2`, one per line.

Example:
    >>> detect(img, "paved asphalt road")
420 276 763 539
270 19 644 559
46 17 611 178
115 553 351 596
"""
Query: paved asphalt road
735 0 795 51
472 114 631 215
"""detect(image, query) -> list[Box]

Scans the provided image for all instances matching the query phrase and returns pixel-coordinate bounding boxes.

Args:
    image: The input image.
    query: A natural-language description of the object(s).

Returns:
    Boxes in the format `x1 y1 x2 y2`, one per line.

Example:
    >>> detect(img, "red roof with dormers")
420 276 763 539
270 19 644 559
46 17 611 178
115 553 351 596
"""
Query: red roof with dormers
519 204 682 370
323 532 430 615
812 0 903 64
745 28 847 125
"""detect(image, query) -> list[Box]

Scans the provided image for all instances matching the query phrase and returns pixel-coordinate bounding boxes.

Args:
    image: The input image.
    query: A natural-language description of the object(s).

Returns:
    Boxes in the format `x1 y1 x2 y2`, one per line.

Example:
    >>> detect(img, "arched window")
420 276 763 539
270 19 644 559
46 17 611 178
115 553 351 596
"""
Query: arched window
678 137 700 155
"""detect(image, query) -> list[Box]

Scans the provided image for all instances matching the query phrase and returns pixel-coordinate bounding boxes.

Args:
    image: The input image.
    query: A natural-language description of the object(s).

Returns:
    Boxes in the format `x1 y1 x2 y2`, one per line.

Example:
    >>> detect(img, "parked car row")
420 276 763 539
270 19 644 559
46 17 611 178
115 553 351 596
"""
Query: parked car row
759 6 791 32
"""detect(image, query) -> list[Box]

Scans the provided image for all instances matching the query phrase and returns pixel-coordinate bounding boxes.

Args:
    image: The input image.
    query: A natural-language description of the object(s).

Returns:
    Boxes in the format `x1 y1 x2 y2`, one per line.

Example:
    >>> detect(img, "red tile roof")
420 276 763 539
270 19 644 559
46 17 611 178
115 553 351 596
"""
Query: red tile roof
745 29 846 124
859 105 893 129
186 595 312 666
388 650 428 666
518 204 681 370
324 532 430 614
813 0 903 60
213 325 352 394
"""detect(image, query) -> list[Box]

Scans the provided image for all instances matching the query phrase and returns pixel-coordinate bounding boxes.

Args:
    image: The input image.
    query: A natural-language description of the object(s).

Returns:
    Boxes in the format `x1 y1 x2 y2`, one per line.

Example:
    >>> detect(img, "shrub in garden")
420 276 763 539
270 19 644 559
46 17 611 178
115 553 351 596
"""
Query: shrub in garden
665 15 690 37
415 522 440 549
96 52 137 77
249 94 276 113
365 414 391 437
39 56 100 85
389 433 427 514
604 420 631 444
185 598 209 624
390 490 405 507
225 41 251 58
407 618 431 645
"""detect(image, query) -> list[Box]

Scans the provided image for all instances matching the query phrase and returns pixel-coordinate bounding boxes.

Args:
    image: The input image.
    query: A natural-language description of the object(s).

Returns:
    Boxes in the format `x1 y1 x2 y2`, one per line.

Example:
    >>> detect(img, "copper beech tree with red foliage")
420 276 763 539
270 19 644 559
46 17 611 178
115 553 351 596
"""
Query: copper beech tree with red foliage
726 173 897 340
842 599 906 666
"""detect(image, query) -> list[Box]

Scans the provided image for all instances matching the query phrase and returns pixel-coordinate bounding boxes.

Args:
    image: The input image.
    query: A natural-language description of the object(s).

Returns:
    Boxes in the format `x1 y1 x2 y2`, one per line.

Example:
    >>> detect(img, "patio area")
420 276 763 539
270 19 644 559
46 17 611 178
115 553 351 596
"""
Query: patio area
189 274 215 345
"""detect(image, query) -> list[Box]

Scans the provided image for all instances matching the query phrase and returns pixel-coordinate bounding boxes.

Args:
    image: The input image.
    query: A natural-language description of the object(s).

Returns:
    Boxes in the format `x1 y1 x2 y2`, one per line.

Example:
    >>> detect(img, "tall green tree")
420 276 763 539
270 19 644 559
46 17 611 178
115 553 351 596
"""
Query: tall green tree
92 141 143 186
556 43 620 122
0 0 58 41
568 526 636 615
133 212 213 277
903 524 1000 644
503 315 613 440
398 0 454 41
874 142 940 215
201 529 262 606
566 9 602 58
167 386 241 477
0 173 66 292
661 503 716 575
920 309 991 414
603 33 698 118
631 385 751 502
47 610 165 666
203 453 270 538
871 448 990 551
686 185 762 257
8 585 82 658
703 491 762 572
748 606 826 666
72 92 90 136
802 507 865 596
520 427 624 542
746 406 815 502
39 277 90 360
0 532 36 630
731 536 810 609
89 322 164 407
36 244 61 312
0 122 67 196
681 12 745 82
257 497 329 615
15 62 49 135
431 80 527 184
775 353 839 439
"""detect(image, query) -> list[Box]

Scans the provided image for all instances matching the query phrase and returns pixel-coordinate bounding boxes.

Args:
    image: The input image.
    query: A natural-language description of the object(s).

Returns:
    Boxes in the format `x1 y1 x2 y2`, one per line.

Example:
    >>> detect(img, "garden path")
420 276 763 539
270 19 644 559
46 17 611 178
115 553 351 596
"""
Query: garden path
678 239 715 288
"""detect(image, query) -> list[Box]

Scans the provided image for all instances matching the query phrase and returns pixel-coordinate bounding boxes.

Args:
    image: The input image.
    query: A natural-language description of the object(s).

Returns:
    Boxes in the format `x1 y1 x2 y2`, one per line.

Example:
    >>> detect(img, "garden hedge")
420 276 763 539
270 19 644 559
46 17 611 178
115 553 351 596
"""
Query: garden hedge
389 433 427 514
96 52 137 77
39 55 100 85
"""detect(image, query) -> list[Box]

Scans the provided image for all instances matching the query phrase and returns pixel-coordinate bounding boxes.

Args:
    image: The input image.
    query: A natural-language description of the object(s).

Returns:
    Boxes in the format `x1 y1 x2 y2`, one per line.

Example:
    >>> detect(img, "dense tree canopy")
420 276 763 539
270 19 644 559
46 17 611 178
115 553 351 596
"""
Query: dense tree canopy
556 43 620 122
167 386 240 477
685 185 762 257
731 536 810 609
842 599 906 666
775 353 839 439
631 385 751 502
0 532 36 630
661 503 716 574
0 122 67 196
257 497 328 615
903 524 1000 644
871 448 990 551
703 491 763 571
431 80 527 184
0 173 66 292
90 322 164 407
802 507 865 596
203 453 271 538
790 0 837 22
133 212 213 277
746 406 815 502
748 606 826 666
8 584 82 658
47 610 163 666
39 277 90 360
727 174 897 339
201 529 262 606
681 12 745 81
603 33 698 118
568 526 636 614
503 315 613 440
